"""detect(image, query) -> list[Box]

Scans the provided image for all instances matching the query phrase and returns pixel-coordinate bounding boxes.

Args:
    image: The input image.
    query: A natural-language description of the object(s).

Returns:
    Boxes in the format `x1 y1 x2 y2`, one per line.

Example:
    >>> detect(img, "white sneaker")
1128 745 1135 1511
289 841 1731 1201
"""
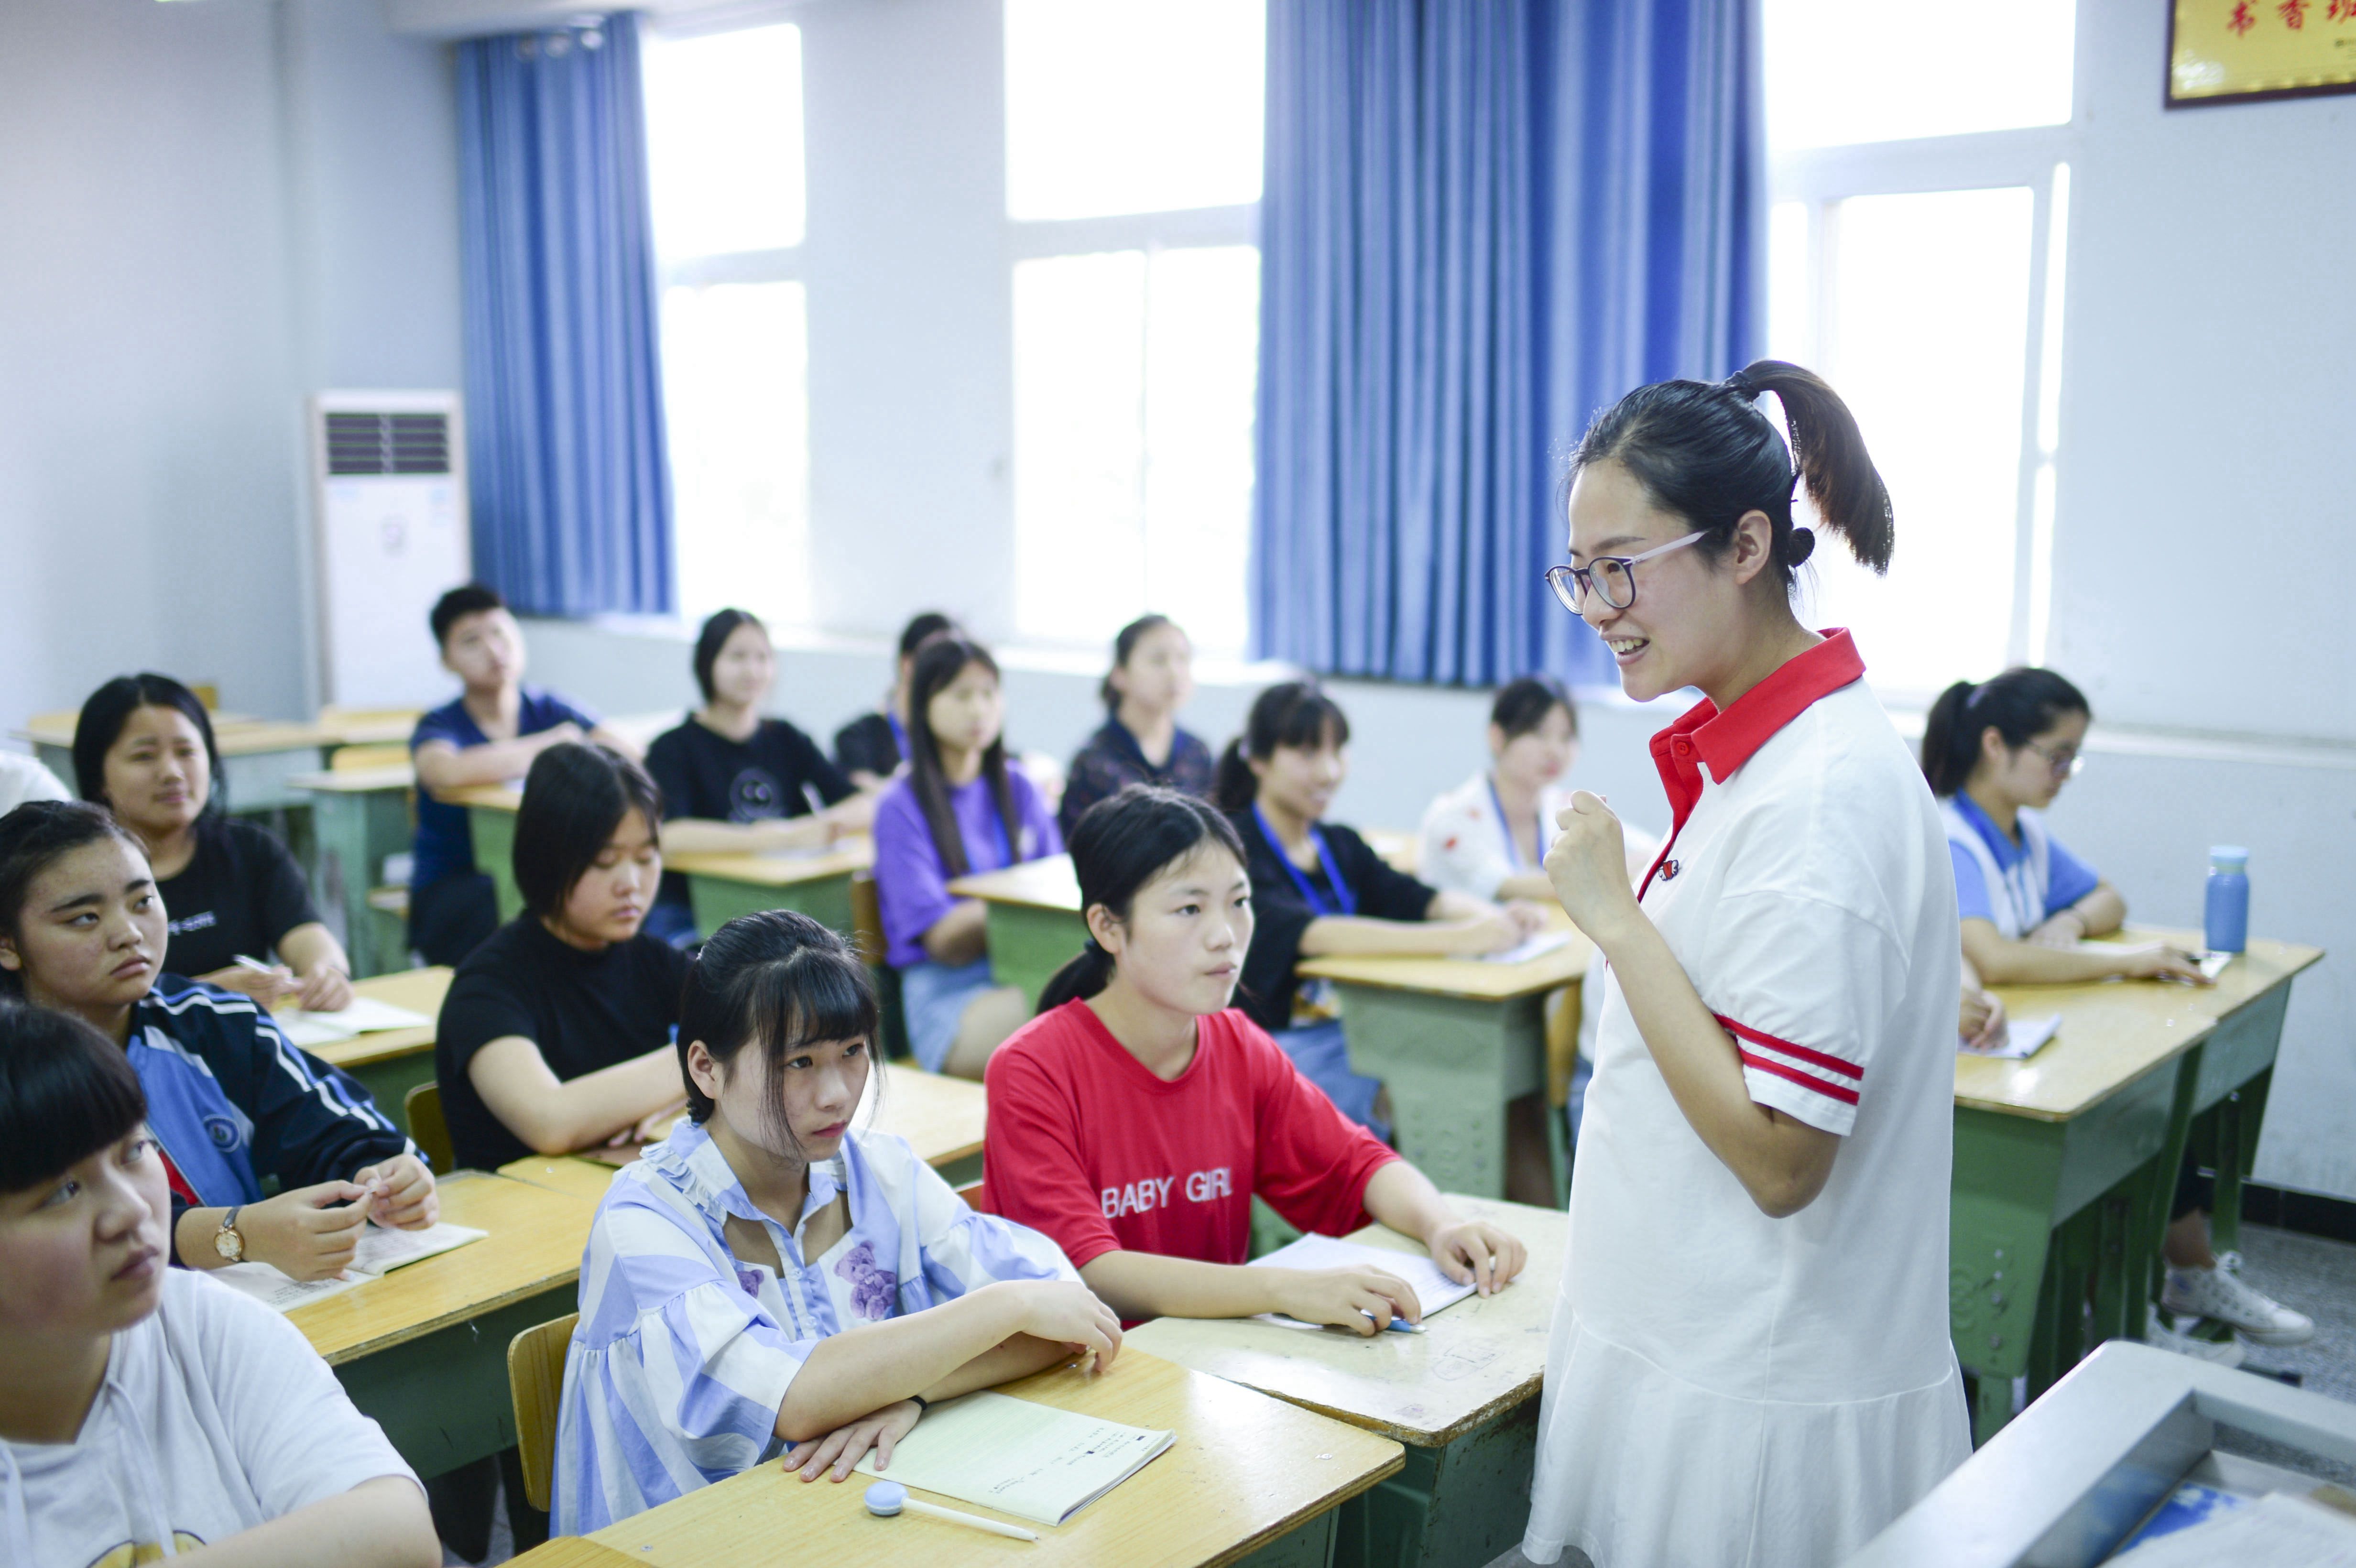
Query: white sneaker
2162 1255 2316 1347
2144 1309 2247 1367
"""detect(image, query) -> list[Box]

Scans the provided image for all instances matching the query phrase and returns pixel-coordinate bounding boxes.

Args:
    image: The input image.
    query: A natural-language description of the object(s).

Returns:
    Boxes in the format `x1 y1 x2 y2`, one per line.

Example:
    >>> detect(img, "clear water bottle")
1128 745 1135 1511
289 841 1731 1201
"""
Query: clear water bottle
2204 846 2249 955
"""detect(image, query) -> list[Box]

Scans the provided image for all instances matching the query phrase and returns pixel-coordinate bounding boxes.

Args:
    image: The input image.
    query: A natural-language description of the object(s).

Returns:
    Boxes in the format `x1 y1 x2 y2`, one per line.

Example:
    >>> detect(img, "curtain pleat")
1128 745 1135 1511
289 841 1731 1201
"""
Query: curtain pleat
457 16 674 619
1257 0 1761 686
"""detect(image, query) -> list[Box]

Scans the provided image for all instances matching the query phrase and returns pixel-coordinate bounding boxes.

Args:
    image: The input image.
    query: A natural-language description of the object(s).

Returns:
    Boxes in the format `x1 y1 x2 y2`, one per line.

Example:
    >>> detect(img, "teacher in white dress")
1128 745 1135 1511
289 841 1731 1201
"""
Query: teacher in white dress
1521 360 1971 1567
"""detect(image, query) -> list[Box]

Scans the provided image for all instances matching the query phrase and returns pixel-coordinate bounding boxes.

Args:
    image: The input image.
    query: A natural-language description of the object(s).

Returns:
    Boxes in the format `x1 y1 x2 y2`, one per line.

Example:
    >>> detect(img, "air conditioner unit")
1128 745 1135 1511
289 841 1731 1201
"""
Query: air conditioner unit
310 391 472 710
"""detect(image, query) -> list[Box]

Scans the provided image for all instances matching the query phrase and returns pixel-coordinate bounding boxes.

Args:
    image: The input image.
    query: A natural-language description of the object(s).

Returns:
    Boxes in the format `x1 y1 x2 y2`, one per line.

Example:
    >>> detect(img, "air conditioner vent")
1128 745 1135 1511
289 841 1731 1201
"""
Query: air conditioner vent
325 411 451 476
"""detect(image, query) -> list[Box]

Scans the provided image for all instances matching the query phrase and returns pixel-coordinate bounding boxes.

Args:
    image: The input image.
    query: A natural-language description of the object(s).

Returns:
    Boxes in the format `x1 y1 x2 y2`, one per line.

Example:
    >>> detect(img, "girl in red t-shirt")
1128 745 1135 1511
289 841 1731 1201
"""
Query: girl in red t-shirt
982 786 1526 1330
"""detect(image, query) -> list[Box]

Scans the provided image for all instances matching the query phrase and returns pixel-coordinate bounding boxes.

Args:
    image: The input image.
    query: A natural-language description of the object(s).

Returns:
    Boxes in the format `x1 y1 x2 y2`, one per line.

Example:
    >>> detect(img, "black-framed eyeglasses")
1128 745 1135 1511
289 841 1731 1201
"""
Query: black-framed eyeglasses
1542 531 1706 612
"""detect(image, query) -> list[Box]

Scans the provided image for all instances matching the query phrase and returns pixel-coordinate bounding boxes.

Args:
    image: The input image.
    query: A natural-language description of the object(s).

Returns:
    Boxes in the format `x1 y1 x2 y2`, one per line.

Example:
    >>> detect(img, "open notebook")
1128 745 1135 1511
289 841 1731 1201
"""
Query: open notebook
852 1390 1173 1527
273 995 435 1050
1245 1232 1478 1332
208 1220 486 1313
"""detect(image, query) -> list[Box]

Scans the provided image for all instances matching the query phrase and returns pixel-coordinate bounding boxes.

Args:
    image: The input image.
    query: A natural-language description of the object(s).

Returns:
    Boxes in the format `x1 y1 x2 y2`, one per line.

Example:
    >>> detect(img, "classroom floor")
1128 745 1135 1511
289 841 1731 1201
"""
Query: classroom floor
1478 1224 2356 1568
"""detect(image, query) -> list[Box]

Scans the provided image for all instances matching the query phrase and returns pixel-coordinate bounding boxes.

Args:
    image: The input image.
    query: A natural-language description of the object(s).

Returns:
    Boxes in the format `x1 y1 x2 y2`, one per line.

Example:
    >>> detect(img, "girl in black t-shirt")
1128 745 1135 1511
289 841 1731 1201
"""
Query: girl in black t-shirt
1215 683 1541 1138
72 675 352 1011
434 744 692 1170
644 611 875 943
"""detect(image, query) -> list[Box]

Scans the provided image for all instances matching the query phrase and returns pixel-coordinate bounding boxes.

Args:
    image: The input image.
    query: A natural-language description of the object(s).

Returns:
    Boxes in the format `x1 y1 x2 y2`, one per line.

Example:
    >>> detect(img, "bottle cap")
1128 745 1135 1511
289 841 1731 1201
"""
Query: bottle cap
2209 846 2248 870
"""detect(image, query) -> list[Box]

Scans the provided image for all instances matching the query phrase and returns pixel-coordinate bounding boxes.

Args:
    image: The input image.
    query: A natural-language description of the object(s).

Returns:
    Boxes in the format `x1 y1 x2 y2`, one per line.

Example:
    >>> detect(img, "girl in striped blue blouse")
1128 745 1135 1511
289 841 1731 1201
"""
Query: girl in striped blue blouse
552 910 1118 1533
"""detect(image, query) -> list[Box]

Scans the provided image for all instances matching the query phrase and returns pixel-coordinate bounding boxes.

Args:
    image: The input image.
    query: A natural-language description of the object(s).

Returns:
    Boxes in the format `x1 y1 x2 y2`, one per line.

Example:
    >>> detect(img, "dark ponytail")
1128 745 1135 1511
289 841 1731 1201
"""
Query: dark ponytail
1570 358 1894 591
1100 614 1178 709
1211 681 1351 812
1036 786 1248 1013
1920 667 2090 797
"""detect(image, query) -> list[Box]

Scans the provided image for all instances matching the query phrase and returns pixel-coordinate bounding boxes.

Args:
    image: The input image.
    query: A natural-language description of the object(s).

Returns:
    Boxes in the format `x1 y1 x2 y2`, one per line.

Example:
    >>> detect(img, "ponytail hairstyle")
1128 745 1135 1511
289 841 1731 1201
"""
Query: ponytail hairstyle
0 801 149 996
1211 681 1351 812
676 909 881 1151
1099 614 1178 709
1490 675 1577 741
72 674 225 815
904 635 1020 879
1037 786 1248 1014
692 608 766 703
1920 667 2091 798
1570 359 1894 593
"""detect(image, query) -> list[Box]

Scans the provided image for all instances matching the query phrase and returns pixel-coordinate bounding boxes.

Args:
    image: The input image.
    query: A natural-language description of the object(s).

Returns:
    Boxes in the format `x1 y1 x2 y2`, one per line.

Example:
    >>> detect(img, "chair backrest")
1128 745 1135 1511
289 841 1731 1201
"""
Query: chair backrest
404 1082 453 1174
954 1178 990 1212
508 1312 579 1515
849 873 886 965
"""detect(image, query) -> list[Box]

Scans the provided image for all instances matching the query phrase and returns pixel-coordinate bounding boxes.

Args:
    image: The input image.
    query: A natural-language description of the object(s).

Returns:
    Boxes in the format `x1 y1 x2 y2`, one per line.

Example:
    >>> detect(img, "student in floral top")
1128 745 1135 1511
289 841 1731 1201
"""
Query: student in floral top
552 910 1115 1534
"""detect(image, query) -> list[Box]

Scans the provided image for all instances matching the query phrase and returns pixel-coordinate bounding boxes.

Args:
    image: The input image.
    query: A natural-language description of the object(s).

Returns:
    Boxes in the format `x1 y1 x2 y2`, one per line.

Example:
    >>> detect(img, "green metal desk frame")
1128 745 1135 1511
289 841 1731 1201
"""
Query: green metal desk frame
977 901 1087 1010
330 1286 574 1480
466 804 524 925
302 784 414 978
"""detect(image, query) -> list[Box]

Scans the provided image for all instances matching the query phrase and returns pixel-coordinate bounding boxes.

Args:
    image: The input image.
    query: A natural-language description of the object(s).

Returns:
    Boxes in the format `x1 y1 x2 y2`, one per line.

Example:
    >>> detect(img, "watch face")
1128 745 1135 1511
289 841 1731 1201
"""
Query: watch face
215 1226 243 1262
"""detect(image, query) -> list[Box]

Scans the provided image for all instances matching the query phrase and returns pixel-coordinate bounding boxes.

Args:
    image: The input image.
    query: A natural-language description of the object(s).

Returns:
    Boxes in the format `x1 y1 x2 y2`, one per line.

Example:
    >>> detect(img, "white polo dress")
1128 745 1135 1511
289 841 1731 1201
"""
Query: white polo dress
1523 631 1971 1568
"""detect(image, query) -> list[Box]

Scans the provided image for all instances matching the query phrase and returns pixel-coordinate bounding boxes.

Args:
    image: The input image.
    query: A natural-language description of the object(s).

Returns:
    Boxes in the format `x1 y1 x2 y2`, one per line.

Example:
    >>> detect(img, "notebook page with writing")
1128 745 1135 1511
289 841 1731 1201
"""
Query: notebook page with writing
852 1391 1173 1526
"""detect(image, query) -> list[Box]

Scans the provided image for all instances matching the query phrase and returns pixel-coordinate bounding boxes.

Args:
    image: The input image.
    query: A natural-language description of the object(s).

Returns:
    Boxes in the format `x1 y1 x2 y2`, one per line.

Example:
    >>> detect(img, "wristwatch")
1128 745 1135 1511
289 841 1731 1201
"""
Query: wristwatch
214 1207 245 1263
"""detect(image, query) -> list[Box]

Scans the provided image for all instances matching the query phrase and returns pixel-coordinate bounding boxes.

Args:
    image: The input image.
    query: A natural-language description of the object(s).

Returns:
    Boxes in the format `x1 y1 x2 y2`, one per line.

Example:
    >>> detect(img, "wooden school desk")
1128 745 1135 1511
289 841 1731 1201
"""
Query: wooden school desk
438 782 525 920
1947 931 2321 1444
288 1170 598 1479
1129 1195 1564 1568
288 762 416 977
307 965 450 1138
499 1060 992 1201
1296 920 1594 1200
583 1350 1402 1568
664 837 873 941
947 853 1085 1008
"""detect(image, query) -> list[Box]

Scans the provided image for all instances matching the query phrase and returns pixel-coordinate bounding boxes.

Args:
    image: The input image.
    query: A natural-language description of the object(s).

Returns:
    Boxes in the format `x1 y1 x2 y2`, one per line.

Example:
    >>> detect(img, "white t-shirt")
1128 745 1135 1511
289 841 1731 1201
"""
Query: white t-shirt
0 750 72 817
1417 771 1581 901
1525 632 1970 1568
2 1269 417 1568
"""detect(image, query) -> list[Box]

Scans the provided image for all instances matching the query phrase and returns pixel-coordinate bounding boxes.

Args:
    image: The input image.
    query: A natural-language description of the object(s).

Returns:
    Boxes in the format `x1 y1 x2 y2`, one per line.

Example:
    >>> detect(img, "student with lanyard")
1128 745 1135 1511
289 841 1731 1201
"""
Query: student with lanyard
872 636 1061 1078
0 1002 438 1568
1215 682 1541 1140
1055 614 1217 841
833 611 958 788
0 802 435 1282
553 910 1110 1530
985 786 1526 1333
644 610 874 944
1521 361 1969 1567
407 583 642 968
1920 668 2311 1357
1417 675 1660 1150
71 673 354 1012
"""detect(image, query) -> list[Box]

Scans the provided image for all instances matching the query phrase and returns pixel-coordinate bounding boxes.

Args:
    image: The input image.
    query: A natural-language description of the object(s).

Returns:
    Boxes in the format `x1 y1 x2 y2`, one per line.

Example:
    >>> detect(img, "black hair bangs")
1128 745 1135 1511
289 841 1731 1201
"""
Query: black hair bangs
0 1002 148 1192
736 946 881 1064
1271 689 1350 753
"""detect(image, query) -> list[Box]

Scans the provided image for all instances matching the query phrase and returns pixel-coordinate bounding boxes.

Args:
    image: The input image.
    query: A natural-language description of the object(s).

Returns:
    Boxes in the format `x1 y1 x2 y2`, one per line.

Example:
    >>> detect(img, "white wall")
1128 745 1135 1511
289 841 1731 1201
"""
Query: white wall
0 0 461 741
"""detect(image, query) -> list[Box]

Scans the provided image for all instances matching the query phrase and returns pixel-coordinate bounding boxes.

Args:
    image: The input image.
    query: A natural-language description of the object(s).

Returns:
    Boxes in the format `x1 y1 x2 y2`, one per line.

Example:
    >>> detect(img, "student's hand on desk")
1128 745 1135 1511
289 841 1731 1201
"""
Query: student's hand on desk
294 965 355 1012
1448 906 1533 957
783 1399 922 1483
2121 944 2211 985
354 1153 438 1229
1544 792 1641 947
1428 1218 1526 1296
243 1181 372 1280
1959 986 2007 1052
2026 911 2088 949
200 963 300 1006
1008 1279 1123 1372
1501 901 1549 940
1276 1266 1422 1335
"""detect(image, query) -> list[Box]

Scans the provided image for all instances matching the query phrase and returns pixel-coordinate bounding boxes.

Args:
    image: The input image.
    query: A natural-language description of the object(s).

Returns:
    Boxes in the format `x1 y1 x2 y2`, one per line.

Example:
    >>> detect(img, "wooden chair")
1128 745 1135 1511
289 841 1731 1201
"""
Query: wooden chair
404 1082 453 1174
508 1312 579 1515
851 873 911 1061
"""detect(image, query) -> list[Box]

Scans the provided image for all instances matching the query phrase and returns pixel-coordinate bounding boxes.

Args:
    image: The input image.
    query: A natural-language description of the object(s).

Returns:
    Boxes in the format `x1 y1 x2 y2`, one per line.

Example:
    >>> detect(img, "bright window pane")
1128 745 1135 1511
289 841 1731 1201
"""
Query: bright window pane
644 24 805 256
1763 0 2074 148
1014 247 1258 654
1005 0 1265 220
663 282 811 628
1801 187 2034 693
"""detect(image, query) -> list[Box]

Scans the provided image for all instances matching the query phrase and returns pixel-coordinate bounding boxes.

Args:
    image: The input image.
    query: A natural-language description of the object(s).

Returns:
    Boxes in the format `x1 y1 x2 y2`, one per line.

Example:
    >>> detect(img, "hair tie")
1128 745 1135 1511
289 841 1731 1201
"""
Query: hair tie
1724 370 1758 401
1964 683 1987 709
1783 526 1815 566
1083 937 1110 960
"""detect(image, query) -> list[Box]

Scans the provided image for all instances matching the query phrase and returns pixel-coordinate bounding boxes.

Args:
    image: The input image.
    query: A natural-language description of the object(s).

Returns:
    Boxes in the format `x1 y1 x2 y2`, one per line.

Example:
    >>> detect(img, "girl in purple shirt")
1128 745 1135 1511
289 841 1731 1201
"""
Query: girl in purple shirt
872 637 1060 1078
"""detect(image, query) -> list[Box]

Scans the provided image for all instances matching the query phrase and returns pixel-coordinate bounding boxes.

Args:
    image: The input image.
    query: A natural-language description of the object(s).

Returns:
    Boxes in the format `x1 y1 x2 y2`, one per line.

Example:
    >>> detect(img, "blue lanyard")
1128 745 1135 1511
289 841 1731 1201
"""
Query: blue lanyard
1487 774 1523 870
1252 804 1356 917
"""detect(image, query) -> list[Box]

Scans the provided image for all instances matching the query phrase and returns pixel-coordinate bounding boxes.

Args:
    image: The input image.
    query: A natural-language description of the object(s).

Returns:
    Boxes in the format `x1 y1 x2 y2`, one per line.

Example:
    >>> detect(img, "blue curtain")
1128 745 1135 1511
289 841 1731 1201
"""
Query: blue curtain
1254 0 1761 686
457 14 675 618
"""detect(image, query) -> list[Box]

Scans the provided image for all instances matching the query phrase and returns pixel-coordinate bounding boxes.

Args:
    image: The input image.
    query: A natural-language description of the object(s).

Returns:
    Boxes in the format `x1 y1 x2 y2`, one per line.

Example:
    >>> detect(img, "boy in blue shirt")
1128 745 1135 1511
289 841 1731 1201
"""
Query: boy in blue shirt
407 584 638 965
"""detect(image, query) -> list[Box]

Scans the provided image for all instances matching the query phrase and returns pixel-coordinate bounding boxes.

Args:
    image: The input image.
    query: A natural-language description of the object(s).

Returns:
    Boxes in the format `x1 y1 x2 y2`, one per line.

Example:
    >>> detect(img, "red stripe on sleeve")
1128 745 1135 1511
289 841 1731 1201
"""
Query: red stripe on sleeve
1714 1014 1865 1082
1738 1050 1862 1106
